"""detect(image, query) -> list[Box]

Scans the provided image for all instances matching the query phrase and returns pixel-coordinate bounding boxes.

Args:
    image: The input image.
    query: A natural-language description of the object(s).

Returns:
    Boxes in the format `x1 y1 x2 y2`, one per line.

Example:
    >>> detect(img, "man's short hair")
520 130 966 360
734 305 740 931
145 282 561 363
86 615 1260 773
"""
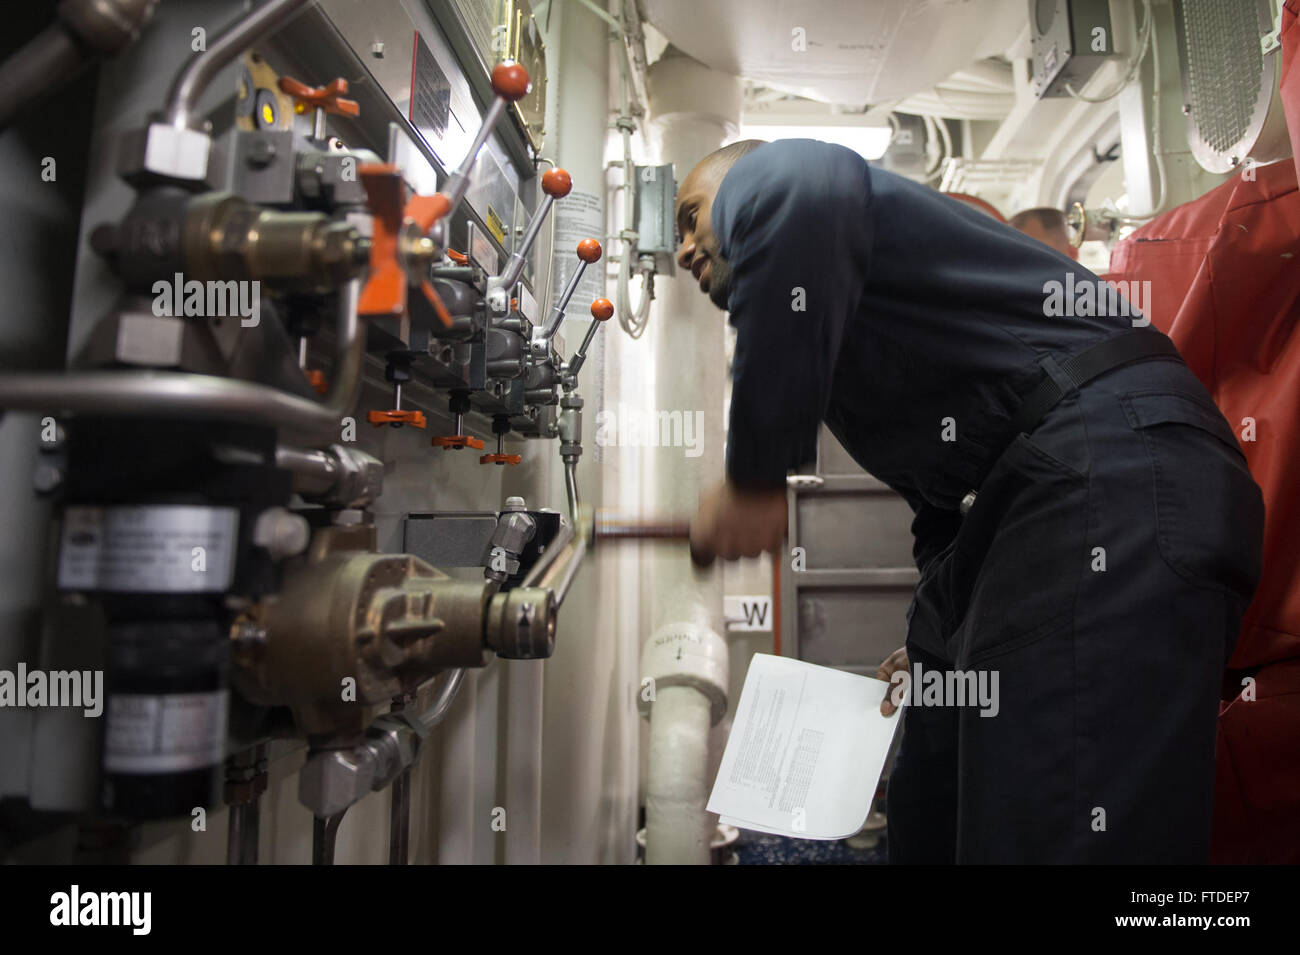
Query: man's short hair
702 139 768 178
1009 207 1068 232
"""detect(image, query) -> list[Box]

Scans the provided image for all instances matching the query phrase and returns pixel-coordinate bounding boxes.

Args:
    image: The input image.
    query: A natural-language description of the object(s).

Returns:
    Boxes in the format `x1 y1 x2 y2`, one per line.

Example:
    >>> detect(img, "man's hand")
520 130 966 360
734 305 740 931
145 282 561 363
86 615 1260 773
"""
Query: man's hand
689 480 787 566
876 646 909 716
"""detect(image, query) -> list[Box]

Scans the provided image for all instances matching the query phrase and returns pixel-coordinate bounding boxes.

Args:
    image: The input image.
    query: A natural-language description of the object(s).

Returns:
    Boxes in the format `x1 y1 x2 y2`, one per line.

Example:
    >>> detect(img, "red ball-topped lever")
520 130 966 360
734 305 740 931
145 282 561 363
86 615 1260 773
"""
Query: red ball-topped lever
538 239 603 344
499 166 575 291
491 61 532 102
541 167 573 198
564 297 615 384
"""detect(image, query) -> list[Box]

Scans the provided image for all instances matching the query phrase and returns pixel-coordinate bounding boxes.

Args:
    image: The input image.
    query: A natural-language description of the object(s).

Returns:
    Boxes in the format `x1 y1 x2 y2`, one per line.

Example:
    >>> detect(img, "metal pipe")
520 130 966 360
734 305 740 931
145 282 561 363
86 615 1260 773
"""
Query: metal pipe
312 812 344 865
226 801 245 864
416 667 466 733
163 0 315 129
388 767 411 865
0 280 362 442
612 0 653 339
564 459 580 522
0 0 159 133
0 27 85 133
545 534 587 608
226 801 261 864
274 446 339 495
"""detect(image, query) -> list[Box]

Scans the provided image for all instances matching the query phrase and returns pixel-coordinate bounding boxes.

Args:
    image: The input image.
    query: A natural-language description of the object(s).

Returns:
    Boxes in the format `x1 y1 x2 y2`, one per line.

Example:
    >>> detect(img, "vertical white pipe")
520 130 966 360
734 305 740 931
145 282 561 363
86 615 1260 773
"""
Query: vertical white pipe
642 46 739 652
646 686 713 863
638 47 741 864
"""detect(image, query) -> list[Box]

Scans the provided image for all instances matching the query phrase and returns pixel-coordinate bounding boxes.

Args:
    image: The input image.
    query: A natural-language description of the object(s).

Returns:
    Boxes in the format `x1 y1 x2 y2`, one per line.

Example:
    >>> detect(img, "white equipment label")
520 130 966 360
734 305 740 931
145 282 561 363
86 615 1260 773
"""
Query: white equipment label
551 188 606 309
104 691 229 774
58 505 239 593
725 595 774 631
471 227 499 274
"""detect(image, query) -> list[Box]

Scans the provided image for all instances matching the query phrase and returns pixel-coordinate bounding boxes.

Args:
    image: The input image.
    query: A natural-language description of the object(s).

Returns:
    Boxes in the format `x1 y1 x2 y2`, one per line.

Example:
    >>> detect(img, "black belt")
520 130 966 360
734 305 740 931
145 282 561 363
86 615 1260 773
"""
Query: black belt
959 329 1182 516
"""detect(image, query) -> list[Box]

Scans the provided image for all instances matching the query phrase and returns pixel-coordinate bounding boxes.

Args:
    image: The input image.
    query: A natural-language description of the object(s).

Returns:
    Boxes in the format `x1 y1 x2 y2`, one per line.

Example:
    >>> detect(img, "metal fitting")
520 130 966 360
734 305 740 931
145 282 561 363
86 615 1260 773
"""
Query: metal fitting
298 714 419 818
298 746 377 819
277 445 384 509
253 507 311 561
485 508 538 583
558 393 584 459
486 586 557 659
119 121 213 183
182 192 370 290
238 533 492 736
58 0 158 55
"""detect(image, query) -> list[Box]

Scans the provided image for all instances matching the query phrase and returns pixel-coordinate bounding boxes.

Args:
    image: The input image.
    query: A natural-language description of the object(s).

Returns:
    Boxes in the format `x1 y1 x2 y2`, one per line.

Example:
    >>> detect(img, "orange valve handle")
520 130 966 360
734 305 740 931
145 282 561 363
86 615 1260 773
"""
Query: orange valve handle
368 409 427 428
446 249 470 265
278 76 360 117
358 164 411 318
432 435 486 450
361 62 529 323
576 238 602 263
357 163 453 328
591 297 614 321
480 453 523 466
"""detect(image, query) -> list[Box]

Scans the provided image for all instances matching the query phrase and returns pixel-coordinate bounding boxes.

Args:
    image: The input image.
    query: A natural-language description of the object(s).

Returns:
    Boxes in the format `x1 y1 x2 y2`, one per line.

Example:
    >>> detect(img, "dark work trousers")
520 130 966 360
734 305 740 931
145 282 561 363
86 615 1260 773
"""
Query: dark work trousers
887 357 1264 864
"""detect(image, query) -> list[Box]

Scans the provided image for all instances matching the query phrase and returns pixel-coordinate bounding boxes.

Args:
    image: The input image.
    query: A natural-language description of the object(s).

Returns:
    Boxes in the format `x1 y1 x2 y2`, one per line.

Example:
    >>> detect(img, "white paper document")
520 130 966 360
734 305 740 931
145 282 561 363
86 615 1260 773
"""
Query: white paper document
707 653 905 840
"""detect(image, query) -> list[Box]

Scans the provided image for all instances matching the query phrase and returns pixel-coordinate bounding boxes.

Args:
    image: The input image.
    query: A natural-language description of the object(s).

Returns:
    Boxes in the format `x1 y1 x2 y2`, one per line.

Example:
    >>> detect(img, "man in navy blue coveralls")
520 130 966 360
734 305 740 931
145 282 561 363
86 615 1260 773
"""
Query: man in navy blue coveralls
683 139 1264 864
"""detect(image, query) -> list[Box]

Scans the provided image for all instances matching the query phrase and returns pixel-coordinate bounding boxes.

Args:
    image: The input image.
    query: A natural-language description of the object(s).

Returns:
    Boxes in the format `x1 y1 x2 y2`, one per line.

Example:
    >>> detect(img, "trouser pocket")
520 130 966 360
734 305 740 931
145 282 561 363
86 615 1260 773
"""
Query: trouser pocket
947 429 1089 667
1119 390 1264 600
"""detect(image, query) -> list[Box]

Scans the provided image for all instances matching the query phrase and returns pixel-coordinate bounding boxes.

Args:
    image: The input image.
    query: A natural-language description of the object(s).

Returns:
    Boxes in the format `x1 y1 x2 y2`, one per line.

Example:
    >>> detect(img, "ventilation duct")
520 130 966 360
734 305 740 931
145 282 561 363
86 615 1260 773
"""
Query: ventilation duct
1175 0 1292 174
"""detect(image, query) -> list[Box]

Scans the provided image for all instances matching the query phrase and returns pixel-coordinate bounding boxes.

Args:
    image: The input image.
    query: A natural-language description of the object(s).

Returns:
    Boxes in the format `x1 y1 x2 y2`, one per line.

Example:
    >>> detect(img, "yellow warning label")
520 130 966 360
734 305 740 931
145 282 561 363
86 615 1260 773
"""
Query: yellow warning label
485 205 506 245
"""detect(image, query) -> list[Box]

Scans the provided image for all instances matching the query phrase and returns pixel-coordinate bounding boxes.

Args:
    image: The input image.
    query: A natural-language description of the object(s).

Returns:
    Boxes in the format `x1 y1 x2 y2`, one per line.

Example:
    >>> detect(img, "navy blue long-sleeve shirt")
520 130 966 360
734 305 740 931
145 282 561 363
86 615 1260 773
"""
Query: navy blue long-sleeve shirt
712 139 1142 567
